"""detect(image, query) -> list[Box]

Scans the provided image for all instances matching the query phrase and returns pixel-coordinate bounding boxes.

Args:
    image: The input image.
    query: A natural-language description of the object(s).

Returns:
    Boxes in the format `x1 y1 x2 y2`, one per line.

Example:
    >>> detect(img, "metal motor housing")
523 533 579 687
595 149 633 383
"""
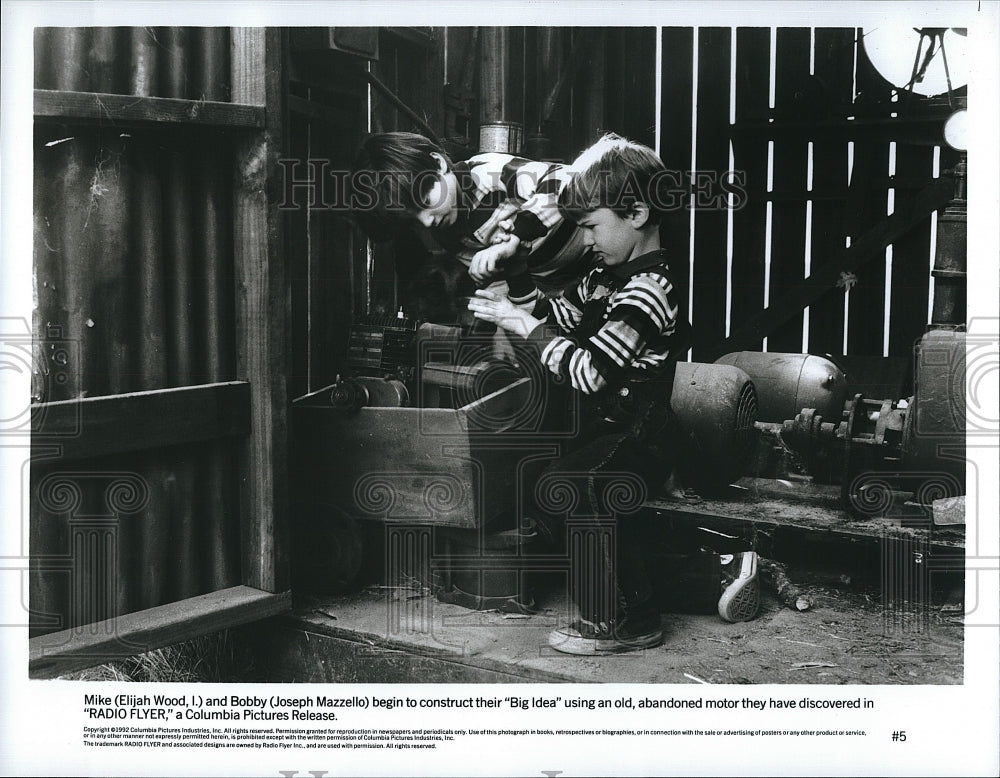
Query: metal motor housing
715 351 847 424
669 362 759 488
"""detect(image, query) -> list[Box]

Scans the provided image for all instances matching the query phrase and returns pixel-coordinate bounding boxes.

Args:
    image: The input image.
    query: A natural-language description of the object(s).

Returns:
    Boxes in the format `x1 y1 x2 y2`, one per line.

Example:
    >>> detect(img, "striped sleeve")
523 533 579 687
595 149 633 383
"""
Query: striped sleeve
511 163 573 241
546 277 586 332
529 272 678 394
466 154 572 249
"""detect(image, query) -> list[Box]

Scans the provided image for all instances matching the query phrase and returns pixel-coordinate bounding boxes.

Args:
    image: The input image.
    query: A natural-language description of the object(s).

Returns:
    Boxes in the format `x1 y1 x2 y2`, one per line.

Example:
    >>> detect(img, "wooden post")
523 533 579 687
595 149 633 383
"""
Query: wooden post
231 28 290 593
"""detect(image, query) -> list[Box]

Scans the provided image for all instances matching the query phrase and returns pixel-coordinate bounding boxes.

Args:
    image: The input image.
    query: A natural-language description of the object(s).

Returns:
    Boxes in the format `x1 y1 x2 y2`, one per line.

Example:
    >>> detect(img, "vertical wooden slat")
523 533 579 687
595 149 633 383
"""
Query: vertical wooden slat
767 27 811 353
808 27 856 356
846 37 892 356
887 143 934 357
624 29 657 150
232 27 290 593
288 108 311 399
690 27 732 360
310 117 357 382
582 33 606 145
658 27 694 317
730 27 771 353
604 29 625 135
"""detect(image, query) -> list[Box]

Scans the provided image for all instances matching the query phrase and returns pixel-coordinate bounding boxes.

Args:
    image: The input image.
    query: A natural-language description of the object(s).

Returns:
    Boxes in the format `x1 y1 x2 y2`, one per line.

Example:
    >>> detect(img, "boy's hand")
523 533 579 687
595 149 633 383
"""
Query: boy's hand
489 218 515 244
469 234 522 285
467 289 541 340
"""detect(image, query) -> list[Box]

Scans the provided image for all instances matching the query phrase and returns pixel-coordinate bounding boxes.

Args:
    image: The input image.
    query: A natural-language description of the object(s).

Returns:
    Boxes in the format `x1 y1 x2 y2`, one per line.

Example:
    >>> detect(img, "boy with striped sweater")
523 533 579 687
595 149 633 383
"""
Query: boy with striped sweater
469 134 759 654
353 132 593 311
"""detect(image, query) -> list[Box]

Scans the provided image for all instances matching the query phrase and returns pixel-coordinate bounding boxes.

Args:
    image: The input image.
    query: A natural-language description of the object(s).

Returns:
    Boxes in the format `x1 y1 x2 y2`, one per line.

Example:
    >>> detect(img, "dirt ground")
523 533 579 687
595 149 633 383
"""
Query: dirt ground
276 569 964 685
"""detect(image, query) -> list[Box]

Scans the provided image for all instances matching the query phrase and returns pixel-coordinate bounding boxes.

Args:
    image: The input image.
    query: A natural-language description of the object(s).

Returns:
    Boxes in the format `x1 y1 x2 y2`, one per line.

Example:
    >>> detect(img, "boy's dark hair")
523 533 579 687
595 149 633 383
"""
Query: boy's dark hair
558 133 667 226
351 132 452 240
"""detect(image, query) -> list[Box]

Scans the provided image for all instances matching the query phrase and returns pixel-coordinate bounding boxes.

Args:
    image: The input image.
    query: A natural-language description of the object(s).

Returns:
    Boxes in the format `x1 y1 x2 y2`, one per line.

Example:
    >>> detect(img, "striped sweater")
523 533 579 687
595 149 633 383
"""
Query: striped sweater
431 153 593 295
527 250 688 395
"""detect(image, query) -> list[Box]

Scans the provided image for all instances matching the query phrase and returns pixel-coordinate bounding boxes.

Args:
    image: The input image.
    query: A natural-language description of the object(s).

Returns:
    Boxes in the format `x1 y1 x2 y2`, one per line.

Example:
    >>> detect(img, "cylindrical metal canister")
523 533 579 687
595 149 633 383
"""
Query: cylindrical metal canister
931 160 966 329
479 121 524 154
669 362 759 488
714 351 848 424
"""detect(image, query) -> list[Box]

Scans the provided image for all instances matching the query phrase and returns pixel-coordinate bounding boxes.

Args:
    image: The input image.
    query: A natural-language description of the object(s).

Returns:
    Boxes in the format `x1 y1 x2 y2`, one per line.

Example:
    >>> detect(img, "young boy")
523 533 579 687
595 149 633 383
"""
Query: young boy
352 132 594 310
468 134 760 655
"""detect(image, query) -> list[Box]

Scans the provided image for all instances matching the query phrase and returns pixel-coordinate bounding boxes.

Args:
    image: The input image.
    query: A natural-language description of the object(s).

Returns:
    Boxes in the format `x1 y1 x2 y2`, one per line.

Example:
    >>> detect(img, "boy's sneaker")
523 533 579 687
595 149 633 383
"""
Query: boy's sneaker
548 611 663 655
718 551 760 622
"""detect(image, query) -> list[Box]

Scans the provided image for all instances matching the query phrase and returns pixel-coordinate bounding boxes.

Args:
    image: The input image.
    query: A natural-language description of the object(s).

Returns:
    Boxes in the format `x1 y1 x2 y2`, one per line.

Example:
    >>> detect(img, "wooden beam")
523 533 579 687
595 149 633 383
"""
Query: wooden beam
30 381 250 461
707 176 954 360
232 28 291 594
29 585 290 678
732 115 947 143
34 89 265 128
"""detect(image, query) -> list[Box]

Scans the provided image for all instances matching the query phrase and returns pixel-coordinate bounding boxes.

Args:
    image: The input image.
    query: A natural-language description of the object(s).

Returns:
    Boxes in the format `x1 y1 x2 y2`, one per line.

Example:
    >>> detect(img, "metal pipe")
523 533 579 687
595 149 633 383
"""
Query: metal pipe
930 159 966 328
480 27 511 124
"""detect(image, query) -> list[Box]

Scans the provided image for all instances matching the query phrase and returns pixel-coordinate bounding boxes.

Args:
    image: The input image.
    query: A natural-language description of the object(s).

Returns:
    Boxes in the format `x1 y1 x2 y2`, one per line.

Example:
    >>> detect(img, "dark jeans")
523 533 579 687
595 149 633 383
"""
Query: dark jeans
530 403 679 624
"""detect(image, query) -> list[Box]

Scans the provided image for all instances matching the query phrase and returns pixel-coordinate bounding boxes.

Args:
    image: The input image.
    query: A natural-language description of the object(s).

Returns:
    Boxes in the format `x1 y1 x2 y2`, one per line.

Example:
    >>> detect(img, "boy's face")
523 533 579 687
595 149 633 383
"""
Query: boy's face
575 207 640 267
411 153 459 228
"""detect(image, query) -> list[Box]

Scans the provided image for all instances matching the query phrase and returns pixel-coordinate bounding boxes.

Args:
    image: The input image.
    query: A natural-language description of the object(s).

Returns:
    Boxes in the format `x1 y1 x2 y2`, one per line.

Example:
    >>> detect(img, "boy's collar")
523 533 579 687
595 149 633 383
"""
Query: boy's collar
603 249 669 281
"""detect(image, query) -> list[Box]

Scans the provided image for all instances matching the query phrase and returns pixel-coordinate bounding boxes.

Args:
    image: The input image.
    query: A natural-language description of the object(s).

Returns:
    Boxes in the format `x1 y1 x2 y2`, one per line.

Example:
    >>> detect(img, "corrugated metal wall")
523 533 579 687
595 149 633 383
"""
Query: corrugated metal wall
33 27 231 99
31 28 242 635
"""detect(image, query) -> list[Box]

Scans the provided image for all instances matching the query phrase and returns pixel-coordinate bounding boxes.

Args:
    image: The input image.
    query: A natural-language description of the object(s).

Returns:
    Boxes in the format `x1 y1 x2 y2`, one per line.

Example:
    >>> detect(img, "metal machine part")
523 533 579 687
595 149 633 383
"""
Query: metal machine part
346 314 419 374
670 362 760 489
714 351 847 424
780 330 966 515
329 375 410 411
904 328 966 478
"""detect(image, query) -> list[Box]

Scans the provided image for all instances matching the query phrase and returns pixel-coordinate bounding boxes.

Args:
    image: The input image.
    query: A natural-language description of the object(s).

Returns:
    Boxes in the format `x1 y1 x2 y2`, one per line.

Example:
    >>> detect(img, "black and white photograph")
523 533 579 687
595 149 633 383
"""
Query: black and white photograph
2 1 998 776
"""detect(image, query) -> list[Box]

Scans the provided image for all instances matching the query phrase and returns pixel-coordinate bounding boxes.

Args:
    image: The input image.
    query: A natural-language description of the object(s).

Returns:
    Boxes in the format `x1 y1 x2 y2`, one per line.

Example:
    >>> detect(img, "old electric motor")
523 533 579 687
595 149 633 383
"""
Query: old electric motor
714 351 847 424
669 362 759 489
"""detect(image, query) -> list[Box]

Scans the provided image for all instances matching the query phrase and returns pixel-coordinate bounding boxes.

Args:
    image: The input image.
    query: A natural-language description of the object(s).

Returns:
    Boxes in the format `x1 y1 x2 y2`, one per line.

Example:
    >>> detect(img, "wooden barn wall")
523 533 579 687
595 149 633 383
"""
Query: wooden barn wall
658 27 959 363
31 28 243 635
